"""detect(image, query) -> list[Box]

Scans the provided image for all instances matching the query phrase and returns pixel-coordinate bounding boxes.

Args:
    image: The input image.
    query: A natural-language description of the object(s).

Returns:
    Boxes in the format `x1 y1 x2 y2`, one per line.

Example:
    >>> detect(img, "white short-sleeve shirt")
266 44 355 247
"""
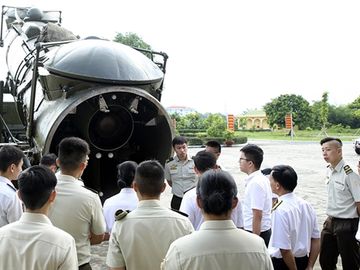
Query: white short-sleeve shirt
0 212 78 270
180 188 243 230
103 188 138 232
269 192 308 258
161 220 273 270
48 173 106 266
0 176 23 227
106 200 194 270
243 170 272 231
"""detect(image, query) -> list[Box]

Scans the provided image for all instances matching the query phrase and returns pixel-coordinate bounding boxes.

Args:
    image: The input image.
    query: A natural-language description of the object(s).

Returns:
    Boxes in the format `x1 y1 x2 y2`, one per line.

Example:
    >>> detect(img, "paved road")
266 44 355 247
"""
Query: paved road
91 140 359 269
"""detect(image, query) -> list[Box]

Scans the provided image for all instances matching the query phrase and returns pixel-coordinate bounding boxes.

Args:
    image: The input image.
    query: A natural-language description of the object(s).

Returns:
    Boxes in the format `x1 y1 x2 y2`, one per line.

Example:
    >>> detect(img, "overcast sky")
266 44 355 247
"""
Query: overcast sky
2 0 360 114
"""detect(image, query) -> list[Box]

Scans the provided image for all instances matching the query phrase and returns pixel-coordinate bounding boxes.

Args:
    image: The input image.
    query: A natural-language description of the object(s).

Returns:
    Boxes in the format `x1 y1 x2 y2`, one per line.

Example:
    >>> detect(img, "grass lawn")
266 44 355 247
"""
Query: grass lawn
235 129 360 142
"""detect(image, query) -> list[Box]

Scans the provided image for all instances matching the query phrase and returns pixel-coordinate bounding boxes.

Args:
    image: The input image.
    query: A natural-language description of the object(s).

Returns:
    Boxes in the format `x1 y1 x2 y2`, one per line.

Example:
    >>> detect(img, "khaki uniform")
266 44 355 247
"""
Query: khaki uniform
320 159 360 269
0 176 23 227
0 212 78 270
165 156 196 198
161 220 273 270
106 200 194 270
48 173 106 266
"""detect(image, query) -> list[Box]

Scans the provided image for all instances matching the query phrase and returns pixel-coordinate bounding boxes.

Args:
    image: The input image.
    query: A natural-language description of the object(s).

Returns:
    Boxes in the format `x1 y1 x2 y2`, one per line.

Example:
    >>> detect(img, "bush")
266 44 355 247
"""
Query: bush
233 136 247 144
186 137 204 146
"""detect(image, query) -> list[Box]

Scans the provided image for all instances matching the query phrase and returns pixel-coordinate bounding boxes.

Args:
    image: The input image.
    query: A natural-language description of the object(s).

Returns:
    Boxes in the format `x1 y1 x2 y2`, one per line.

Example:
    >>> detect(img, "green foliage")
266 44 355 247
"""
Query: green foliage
348 96 360 119
264 94 313 130
205 114 227 137
320 91 329 128
173 112 206 130
114 32 151 50
233 136 248 144
328 105 360 129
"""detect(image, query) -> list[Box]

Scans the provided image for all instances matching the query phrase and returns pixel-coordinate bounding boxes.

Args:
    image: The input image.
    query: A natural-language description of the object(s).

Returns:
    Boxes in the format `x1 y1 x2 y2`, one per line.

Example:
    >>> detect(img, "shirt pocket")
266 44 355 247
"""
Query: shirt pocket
334 180 345 191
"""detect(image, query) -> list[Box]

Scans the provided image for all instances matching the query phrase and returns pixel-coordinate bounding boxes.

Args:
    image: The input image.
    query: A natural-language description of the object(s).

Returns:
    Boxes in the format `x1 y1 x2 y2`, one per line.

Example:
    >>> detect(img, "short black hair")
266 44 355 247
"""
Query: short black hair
240 144 264 169
117 161 138 189
58 137 90 171
193 150 216 173
320 137 342 147
271 165 297 192
0 145 25 172
40 153 57 167
172 136 187 147
196 170 237 215
135 160 164 196
205 140 221 153
18 165 57 210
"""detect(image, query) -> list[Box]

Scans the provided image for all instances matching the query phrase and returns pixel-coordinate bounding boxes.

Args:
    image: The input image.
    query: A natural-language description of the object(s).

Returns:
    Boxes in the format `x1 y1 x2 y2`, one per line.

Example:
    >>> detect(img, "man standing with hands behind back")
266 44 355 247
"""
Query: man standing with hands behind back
165 136 196 210
320 137 360 270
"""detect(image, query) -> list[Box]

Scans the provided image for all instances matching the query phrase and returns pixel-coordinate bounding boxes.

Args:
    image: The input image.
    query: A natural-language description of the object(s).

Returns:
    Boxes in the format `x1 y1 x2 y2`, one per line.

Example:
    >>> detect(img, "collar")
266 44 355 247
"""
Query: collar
137 199 162 208
174 155 192 162
20 212 52 225
278 192 295 201
57 173 78 182
199 220 237 230
244 170 261 185
0 176 15 188
332 159 345 172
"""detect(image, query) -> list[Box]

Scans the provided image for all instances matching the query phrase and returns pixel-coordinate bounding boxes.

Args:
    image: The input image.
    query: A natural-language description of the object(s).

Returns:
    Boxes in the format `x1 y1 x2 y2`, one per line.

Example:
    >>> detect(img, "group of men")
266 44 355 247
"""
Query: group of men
0 135 359 269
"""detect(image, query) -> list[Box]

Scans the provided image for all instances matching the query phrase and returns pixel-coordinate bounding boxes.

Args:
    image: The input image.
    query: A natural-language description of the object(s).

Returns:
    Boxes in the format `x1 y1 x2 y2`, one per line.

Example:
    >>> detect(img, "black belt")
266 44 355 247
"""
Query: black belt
328 216 359 221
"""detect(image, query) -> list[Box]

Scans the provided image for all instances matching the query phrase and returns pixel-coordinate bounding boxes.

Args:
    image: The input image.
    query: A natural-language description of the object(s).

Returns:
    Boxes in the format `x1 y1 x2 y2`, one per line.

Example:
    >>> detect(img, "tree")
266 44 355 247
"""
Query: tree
264 94 313 130
205 114 227 137
113 32 152 50
348 96 360 119
319 91 329 129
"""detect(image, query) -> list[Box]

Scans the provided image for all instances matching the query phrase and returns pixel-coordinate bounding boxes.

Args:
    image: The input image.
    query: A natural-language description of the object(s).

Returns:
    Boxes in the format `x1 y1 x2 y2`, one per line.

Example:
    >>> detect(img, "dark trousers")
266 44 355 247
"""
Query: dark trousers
79 262 92 270
320 216 360 270
245 229 271 247
260 228 271 247
171 195 182 210
272 256 308 270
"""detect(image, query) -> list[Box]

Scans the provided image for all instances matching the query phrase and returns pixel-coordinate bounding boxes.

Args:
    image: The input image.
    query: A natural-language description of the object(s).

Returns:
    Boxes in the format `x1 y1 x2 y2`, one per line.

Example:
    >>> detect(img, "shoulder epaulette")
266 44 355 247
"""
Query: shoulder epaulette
114 209 130 221
327 164 331 168
271 200 283 213
82 186 98 194
6 183 16 192
344 165 353 175
166 157 174 163
170 208 188 217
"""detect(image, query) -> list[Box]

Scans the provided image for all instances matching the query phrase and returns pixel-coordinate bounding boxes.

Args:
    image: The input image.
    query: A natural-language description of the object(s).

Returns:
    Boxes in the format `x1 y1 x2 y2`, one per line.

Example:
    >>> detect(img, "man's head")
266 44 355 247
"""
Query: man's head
205 140 221 160
172 136 188 161
134 160 166 198
0 145 25 180
40 153 58 173
18 165 57 211
117 161 138 189
239 144 264 174
193 150 217 175
320 137 342 167
270 165 297 194
58 137 90 176
196 170 238 217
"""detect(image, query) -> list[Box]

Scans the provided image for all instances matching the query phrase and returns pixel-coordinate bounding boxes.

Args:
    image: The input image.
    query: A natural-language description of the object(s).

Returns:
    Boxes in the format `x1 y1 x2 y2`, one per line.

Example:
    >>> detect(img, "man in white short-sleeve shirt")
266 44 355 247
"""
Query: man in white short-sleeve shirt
269 165 320 270
48 137 106 269
180 150 243 229
107 160 193 270
0 145 25 227
239 144 272 246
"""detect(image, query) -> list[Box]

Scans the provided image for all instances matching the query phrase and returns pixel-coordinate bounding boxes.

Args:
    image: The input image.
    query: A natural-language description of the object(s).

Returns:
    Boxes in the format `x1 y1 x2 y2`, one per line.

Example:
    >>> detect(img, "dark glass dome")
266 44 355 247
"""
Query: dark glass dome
45 39 163 84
